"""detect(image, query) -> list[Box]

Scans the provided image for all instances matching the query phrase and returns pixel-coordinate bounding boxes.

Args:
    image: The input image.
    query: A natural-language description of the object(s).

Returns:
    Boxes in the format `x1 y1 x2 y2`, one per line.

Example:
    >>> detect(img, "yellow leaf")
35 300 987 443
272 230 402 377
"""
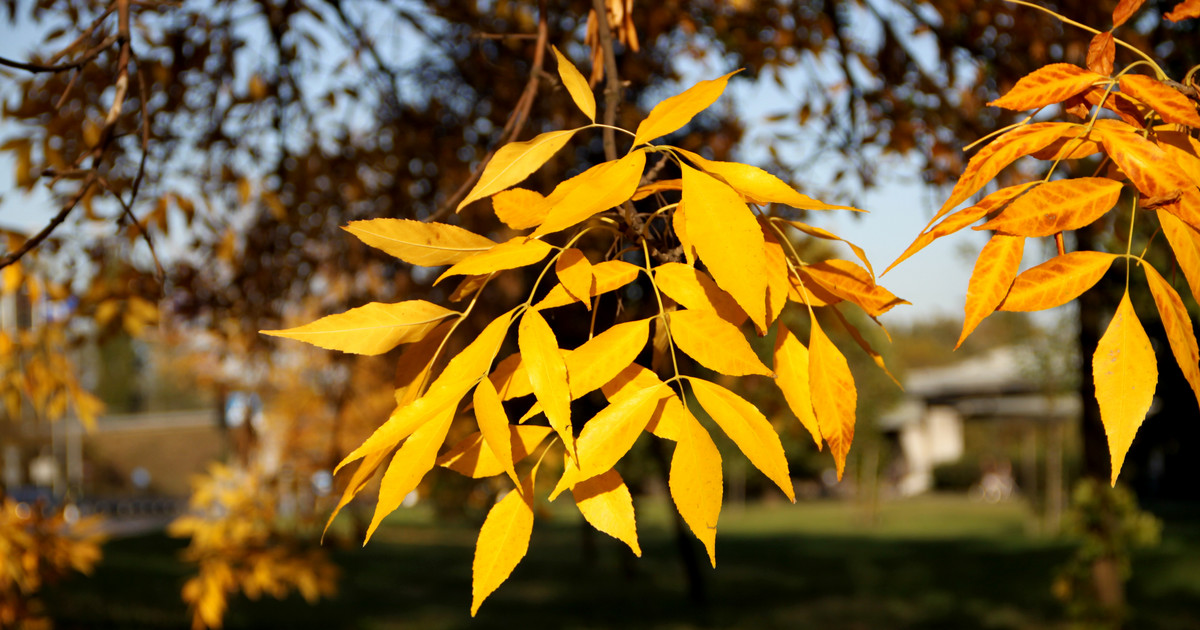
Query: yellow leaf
760 225 794 326
680 163 770 333
959 235 1025 347
435 236 553 285
573 383 668 481
437 425 554 479
394 321 453 406
803 259 908 317
338 310 513 473
535 260 640 309
1120 74 1200 127
774 325 822 448
674 204 698 265
999 251 1117 312
809 317 856 480
689 378 794 501
600 364 687 441
675 148 860 211
669 408 722 567
976 178 1122 237
1093 292 1157 485
471 475 535 616
532 150 646 236
632 179 682 201
572 469 640 556
366 408 455 542
669 309 772 377
1158 211 1200 304
780 220 874 275
344 219 496 266
262 300 457 355
552 46 595 121
458 128 579 211
518 309 573 455
325 447 392 539
491 188 549 230
475 377 518 483
654 262 748 326
555 248 595 309
1143 264 1200 409
490 352 530 399
632 70 740 146
989 64 1104 111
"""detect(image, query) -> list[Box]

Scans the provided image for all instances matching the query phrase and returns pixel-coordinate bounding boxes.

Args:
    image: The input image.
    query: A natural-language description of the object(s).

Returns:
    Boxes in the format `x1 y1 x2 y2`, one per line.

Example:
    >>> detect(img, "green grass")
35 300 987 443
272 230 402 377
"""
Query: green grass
42 495 1200 629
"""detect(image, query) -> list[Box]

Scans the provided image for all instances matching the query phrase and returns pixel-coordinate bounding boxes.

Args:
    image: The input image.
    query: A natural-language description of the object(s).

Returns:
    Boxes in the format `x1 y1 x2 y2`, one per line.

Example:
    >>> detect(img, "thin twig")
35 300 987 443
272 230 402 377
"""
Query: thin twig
0 34 118 74
103 177 165 280
0 176 98 270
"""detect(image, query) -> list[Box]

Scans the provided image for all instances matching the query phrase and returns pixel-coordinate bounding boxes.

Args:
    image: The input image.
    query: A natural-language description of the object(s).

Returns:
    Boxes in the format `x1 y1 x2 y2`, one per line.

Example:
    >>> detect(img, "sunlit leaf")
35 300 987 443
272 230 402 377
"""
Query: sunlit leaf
1143 263 1200 409
1093 292 1157 485
675 148 860 211
999 251 1117 312
552 46 596 121
669 408 722 567
780 219 873 276
437 425 554 479
436 236 553 285
989 64 1104 111
674 204 698 266
1119 74 1200 127
600 364 687 441
1112 0 1146 26
471 475 534 616
681 164 769 332
262 300 457 355
975 178 1122 237
344 219 497 266
774 325 822 448
689 378 794 501
633 70 740 146
366 408 455 542
533 150 646 236
959 234 1024 347
654 263 748 326
574 383 668 480
518 309 573 456
1158 211 1200 304
760 225 794 326
572 469 640 556
395 320 454 406
632 179 682 201
1165 0 1200 21
475 377 517 483
535 260 640 309
458 128 579 211
1086 32 1115 76
324 447 391 539
809 316 856 480
555 248 595 309
1094 122 1200 229
492 188 549 230
669 309 773 377
803 259 907 317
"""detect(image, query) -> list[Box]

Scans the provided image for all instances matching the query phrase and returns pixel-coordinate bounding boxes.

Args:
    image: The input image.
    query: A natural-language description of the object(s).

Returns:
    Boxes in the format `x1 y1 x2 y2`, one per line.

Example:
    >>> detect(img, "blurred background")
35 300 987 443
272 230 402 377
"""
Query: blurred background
1 0 1198 628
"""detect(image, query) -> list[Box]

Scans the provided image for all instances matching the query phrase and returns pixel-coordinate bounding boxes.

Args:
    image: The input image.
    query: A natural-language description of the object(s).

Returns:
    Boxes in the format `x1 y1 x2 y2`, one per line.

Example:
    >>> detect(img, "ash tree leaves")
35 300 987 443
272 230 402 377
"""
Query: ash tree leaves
891 2 1200 485
265 49 901 615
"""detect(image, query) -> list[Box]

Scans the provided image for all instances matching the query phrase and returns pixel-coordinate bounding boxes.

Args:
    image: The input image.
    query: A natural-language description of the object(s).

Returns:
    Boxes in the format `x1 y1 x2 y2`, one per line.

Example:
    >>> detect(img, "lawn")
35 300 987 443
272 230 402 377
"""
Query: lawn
43 494 1200 629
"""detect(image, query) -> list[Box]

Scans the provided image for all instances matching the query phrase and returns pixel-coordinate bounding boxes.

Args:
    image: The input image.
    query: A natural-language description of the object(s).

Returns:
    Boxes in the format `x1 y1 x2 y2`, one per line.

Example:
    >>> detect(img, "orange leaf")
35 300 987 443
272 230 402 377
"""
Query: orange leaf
809 316 856 480
1086 32 1115 76
1144 263 1200 410
1119 74 1200 127
518 309 573 456
989 64 1105 111
680 163 770 333
1093 123 1200 227
436 236 553 285
1165 0 1200 22
556 248 595 309
773 325 822 448
1158 210 1200 304
572 469 641 556
1031 135 1103 161
492 188 549 230
935 123 1080 224
976 178 1122 237
780 219 874 276
366 408 455 542
669 309 773 377
959 235 1024 347
803 259 907 317
471 475 535 615
1081 89 1147 128
655 262 748 326
1093 292 1157 485
689 378 794 501
999 251 1117 312
1113 0 1146 26
669 408 722 567
535 260 640 310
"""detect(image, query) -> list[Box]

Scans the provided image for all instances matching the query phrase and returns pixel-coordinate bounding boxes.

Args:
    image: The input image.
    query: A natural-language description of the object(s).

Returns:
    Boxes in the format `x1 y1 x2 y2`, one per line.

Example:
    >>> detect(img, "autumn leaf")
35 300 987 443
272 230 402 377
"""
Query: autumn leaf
779 219 874 275
633 70 740 146
1112 0 1146 27
472 475 535 616
437 425 554 479
1165 0 1200 21
773 325 822 448
1093 292 1157 485
809 316 856 479
690 378 793 501
535 260 640 309
262 300 458 355
518 309 573 456
552 46 596 121
556 248 595 308
394 321 454 406
1093 123 1200 228
344 219 498 266
669 408 722 567
668 309 773 377
474 377 519 483
532 150 646 236
999 251 1117 312
632 178 683 201
600 364 687 441
675 148 860 211
680 163 770 332
803 259 908 317
654 262 748 326
759 225 794 324
990 64 1105 111
572 383 668 481
1119 74 1200 127
1087 32 1115 76
1158 211 1200 304
959 234 1024 347
975 178 1123 237
436 236 553 285
674 204 698 266
1143 263 1200 409
492 188 549 230
324 447 392 539
366 408 456 542
458 128 579 211
572 469 640 556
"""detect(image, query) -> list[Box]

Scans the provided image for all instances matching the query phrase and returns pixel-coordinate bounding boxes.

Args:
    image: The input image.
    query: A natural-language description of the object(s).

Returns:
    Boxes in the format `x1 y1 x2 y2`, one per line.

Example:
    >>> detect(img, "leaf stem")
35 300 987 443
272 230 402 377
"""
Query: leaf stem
1002 0 1166 79
639 238 684 397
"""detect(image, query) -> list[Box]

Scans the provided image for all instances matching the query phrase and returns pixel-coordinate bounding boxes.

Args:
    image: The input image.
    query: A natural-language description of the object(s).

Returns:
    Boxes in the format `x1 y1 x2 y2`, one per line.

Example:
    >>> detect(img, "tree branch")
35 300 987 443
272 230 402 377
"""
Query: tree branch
591 0 622 161
0 176 98 270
